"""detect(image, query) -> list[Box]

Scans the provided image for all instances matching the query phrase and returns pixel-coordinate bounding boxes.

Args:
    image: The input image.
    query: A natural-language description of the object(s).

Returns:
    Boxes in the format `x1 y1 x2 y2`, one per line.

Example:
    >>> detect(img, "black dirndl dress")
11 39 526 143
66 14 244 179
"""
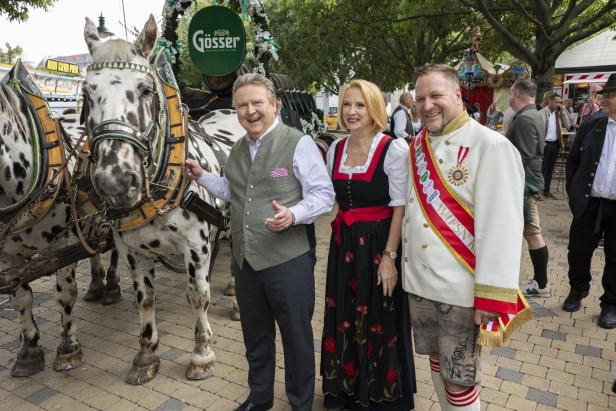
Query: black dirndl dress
321 136 416 410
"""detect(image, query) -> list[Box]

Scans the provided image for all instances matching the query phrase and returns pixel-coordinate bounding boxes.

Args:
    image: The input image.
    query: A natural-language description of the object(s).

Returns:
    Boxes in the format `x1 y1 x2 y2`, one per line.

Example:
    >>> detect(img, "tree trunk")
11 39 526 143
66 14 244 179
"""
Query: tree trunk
532 65 556 106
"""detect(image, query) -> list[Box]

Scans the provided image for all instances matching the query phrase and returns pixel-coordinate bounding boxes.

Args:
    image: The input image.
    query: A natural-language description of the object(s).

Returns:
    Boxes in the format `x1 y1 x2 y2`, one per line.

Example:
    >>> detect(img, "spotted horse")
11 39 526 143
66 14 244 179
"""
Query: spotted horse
77 15 246 384
0 61 116 377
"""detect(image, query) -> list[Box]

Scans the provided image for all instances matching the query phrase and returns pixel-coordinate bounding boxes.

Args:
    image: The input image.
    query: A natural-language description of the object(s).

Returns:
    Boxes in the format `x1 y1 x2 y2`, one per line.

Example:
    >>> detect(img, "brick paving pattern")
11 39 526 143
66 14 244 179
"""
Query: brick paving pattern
0 188 614 410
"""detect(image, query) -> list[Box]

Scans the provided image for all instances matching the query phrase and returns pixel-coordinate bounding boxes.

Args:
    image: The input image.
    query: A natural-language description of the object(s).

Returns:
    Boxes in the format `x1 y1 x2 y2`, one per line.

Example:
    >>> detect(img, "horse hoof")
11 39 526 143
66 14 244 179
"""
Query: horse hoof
224 284 236 296
126 352 159 385
185 361 214 380
53 345 83 371
101 287 122 305
83 285 104 302
11 346 45 377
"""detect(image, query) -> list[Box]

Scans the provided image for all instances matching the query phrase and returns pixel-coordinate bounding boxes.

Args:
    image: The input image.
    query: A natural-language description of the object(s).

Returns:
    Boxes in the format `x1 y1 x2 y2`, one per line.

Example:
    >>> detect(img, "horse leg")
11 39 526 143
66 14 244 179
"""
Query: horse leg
102 248 122 305
83 254 105 302
10 283 45 377
184 240 216 380
123 249 159 385
53 264 83 371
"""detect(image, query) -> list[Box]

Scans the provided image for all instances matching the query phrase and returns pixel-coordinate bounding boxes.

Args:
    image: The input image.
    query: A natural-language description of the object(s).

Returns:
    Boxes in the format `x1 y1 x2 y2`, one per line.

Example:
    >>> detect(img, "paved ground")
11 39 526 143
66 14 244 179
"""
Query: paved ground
0 178 615 410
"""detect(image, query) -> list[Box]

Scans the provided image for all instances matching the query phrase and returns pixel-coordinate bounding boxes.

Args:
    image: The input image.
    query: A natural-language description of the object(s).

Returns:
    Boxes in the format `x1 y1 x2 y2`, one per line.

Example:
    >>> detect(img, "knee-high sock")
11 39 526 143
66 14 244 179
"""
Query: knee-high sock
445 386 480 410
529 245 549 288
430 358 447 409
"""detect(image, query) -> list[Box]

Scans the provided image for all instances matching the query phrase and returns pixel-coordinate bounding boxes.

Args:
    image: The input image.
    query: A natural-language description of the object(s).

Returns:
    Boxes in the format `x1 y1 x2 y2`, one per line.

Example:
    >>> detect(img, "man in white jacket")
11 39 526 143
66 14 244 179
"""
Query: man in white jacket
402 64 530 410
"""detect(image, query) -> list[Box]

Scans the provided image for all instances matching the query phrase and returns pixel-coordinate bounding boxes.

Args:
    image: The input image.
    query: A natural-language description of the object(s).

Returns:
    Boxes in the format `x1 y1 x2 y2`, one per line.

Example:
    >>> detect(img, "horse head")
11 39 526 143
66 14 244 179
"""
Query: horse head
82 15 162 209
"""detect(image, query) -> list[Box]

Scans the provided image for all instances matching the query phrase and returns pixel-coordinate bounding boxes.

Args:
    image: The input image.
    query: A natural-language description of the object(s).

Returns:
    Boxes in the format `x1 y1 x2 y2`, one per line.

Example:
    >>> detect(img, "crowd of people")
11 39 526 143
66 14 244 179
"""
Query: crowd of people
181 66 615 410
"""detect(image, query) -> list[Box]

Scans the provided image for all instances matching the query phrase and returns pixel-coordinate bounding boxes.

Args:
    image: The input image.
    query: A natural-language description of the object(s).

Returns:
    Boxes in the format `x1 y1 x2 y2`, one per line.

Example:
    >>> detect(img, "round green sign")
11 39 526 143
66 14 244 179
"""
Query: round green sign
188 6 246 76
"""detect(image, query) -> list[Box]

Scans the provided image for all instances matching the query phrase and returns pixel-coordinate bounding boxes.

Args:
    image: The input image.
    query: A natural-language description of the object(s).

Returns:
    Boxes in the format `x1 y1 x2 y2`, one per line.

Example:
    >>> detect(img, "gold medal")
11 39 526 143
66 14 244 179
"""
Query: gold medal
447 163 469 186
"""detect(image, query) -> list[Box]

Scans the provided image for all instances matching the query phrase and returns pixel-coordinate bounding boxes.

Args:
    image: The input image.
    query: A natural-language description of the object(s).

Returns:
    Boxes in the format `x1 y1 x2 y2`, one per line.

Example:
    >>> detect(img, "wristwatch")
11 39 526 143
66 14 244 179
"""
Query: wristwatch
383 250 397 259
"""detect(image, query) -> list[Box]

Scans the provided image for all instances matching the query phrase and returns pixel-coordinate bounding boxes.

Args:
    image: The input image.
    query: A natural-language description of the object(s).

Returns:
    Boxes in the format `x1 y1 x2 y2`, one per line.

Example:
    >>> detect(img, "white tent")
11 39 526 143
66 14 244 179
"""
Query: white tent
556 30 616 72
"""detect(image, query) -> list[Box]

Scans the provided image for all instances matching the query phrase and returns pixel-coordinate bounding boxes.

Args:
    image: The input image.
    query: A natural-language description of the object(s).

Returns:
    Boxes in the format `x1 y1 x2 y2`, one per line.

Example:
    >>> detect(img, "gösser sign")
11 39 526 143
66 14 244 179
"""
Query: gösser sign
188 6 246 76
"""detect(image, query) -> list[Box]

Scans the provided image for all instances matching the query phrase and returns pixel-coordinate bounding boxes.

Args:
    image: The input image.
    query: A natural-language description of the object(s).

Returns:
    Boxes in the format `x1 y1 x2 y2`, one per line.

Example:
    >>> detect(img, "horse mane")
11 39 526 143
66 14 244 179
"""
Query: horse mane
92 39 146 63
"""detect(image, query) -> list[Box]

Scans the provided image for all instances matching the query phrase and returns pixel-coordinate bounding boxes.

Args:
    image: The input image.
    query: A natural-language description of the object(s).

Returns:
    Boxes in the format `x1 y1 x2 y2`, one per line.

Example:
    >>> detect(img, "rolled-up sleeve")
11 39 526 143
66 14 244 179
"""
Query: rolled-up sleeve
384 138 410 206
289 135 335 224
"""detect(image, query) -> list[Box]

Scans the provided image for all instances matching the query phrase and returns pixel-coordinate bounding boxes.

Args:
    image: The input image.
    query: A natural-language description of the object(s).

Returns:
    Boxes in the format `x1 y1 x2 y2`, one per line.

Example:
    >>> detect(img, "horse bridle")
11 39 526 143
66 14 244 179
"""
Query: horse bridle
83 61 166 171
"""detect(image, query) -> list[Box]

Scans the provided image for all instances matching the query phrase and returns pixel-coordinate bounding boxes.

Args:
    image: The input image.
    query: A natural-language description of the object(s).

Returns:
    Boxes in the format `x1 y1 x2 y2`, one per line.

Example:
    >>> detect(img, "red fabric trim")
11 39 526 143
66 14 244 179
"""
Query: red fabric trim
331 206 393 246
417 134 474 233
447 386 479 406
474 296 518 314
411 132 476 269
447 387 475 398
332 135 392 182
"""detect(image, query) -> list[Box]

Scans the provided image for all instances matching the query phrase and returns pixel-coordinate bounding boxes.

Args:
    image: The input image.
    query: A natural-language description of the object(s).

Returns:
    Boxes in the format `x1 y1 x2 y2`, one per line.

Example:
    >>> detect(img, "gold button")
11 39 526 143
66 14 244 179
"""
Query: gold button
404 257 409 262
409 198 414 203
404 238 408 243
445 140 451 145
421 243 428 249
439 159 444 164
405 218 409 223
423 223 429 228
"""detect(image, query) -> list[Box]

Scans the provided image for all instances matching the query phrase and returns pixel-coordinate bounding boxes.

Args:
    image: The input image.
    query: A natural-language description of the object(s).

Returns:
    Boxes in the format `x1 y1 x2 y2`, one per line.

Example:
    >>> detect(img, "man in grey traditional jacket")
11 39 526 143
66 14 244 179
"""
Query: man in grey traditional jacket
184 73 335 411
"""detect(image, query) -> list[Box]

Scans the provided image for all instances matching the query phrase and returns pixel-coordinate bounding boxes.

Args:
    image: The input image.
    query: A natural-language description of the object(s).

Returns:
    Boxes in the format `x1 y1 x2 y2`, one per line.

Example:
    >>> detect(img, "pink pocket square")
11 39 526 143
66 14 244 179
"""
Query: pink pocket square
271 167 288 177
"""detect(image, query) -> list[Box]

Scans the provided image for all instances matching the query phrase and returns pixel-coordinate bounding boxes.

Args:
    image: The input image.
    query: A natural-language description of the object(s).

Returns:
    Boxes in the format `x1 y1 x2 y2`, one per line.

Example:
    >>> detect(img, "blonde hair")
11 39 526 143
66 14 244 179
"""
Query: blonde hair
337 79 387 132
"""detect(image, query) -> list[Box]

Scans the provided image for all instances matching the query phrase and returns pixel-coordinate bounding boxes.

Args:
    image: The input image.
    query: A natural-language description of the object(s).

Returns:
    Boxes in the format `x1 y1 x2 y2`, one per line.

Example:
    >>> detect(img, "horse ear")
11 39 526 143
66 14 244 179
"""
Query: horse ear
84 17 103 55
134 14 157 58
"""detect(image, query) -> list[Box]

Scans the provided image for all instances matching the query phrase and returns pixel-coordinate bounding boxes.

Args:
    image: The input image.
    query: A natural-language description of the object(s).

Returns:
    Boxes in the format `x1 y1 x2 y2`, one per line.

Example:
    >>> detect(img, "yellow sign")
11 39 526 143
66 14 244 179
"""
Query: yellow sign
45 59 80 75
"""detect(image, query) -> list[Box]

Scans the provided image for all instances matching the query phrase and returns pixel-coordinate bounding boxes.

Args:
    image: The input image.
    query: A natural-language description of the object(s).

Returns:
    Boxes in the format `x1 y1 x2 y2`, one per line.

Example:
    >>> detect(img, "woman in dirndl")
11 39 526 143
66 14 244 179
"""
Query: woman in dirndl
321 79 416 410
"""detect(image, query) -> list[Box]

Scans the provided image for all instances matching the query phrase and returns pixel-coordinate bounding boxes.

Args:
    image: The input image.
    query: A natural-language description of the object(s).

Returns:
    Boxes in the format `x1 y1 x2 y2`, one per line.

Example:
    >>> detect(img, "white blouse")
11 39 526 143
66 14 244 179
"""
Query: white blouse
326 133 410 207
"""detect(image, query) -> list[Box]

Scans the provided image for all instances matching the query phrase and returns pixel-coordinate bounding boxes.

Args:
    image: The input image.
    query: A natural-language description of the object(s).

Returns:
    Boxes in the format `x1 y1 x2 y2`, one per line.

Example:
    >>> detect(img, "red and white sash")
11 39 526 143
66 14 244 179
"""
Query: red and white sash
410 130 531 347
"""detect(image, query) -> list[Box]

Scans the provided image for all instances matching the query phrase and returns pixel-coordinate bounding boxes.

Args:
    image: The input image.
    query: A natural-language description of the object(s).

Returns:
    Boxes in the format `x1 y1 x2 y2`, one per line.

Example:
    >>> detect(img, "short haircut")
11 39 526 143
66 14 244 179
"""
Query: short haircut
549 92 563 102
415 64 460 86
399 92 413 104
232 73 276 106
337 79 387 132
511 79 537 99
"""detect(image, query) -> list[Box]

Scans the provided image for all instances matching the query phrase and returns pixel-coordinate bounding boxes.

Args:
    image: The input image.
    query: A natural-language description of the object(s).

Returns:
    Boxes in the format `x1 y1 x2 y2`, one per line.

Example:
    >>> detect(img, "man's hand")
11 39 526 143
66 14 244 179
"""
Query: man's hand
183 158 204 180
265 200 294 232
474 309 500 326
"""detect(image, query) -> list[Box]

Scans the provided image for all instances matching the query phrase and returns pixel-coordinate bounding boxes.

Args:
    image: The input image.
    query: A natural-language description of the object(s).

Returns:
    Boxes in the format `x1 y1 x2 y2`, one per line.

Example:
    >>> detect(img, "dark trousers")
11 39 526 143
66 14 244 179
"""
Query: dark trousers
542 141 559 192
567 198 616 307
234 251 316 411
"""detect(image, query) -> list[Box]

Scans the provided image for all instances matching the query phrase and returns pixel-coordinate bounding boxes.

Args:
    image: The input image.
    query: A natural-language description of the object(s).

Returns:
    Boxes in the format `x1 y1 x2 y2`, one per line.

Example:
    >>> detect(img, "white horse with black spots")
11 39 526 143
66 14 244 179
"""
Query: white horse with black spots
81 15 245 384
0 72 116 377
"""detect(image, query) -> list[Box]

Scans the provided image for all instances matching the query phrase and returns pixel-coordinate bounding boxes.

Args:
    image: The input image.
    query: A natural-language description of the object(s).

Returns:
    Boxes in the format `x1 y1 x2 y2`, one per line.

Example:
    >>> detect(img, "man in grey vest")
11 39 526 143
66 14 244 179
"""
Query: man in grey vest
390 92 415 140
184 73 335 411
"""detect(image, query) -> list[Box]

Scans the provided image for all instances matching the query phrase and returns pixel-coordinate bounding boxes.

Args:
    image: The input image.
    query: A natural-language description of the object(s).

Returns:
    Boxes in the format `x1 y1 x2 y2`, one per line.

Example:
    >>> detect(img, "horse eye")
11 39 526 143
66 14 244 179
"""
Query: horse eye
141 87 153 97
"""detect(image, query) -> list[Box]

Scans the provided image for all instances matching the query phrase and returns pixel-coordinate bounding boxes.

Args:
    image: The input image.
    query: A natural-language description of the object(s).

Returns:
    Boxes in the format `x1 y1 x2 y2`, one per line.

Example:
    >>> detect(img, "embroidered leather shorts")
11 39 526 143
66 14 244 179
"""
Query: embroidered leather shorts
408 294 481 386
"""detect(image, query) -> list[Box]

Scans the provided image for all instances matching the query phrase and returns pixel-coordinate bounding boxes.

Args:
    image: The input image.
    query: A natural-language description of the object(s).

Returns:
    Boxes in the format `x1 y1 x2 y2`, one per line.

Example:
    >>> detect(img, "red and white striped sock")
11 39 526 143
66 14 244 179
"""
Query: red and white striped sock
445 386 480 410
429 358 447 409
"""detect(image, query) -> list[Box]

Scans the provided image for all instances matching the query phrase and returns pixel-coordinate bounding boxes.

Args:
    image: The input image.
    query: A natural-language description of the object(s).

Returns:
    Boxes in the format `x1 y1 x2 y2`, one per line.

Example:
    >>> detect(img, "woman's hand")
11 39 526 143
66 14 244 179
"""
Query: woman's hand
377 255 398 297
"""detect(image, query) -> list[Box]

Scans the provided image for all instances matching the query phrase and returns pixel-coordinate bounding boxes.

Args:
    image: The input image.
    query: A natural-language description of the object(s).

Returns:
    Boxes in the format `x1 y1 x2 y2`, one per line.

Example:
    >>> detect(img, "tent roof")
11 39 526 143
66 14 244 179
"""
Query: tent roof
556 30 616 71
454 52 496 75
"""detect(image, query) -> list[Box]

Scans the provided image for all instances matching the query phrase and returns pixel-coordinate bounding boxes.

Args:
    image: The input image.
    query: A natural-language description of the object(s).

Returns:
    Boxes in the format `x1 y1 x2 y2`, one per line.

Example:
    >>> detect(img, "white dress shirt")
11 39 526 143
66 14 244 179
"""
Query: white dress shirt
197 119 335 224
591 117 616 199
326 133 410 206
546 111 558 141
393 108 411 139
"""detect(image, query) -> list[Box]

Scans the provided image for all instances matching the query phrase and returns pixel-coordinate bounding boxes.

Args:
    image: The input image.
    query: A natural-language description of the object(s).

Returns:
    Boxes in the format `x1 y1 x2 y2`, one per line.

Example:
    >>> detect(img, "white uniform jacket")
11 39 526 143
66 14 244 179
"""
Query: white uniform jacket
402 113 525 311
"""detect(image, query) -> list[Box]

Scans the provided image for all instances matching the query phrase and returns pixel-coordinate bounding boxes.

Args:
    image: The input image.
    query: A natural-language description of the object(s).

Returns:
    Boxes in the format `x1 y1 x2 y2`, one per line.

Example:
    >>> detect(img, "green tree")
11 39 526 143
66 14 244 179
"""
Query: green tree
0 42 23 64
0 0 55 22
266 0 501 92
460 0 616 101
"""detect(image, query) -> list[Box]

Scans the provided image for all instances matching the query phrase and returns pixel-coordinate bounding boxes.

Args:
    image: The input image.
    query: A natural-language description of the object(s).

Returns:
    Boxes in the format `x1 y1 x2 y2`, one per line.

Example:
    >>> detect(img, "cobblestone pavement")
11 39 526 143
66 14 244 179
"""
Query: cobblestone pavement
0 187 614 410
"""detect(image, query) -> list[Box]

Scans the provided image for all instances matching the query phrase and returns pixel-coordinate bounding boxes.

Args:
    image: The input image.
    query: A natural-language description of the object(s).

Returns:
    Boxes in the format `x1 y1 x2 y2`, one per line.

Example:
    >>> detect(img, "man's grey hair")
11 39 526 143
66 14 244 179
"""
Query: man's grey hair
232 73 276 106
399 92 413 104
511 79 538 99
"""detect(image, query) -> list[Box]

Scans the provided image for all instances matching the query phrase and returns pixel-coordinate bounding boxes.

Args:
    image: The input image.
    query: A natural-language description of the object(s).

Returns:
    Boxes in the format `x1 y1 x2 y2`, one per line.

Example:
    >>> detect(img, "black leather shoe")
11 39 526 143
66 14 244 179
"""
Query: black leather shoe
612 379 616 394
235 399 273 411
598 305 616 329
562 289 589 312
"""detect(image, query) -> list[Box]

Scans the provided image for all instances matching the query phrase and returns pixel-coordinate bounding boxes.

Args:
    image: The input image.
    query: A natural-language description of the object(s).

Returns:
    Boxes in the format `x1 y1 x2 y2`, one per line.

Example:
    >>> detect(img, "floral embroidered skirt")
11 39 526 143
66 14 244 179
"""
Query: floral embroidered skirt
321 218 416 410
